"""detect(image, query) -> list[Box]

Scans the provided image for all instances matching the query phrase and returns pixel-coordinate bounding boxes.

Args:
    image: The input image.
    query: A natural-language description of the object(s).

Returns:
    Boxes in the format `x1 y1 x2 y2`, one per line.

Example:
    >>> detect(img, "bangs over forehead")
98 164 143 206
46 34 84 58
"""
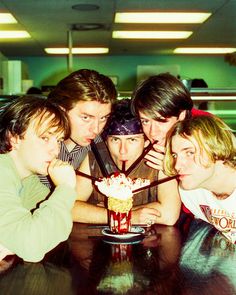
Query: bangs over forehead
170 116 236 167
31 108 70 139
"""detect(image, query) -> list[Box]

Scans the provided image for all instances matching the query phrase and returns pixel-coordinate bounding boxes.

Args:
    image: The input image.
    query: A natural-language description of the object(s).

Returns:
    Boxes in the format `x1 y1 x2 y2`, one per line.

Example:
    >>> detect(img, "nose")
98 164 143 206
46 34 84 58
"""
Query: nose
49 138 60 158
149 121 161 140
119 141 128 155
89 120 100 136
174 155 185 173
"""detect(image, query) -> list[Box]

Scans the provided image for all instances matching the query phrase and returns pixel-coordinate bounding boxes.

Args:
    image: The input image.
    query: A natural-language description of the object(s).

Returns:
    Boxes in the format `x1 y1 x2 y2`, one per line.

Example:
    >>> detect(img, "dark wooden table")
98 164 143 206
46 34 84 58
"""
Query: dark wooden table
0 216 235 295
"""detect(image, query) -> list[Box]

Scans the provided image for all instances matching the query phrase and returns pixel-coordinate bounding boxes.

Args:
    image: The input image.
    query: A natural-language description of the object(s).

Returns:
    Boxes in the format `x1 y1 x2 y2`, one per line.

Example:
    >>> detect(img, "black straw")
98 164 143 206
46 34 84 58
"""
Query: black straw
132 175 178 193
91 140 109 177
76 170 100 182
121 161 126 173
125 140 158 176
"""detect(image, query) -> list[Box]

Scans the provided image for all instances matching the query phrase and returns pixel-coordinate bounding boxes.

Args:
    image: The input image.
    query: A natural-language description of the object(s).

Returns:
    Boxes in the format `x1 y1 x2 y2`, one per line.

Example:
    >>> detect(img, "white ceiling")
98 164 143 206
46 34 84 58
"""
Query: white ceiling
0 0 235 57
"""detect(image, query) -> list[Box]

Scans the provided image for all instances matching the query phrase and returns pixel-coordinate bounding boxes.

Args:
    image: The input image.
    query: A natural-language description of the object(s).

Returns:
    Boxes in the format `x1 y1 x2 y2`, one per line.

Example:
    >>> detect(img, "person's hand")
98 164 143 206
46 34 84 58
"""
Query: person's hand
142 227 161 248
132 207 161 226
48 159 76 189
144 143 165 171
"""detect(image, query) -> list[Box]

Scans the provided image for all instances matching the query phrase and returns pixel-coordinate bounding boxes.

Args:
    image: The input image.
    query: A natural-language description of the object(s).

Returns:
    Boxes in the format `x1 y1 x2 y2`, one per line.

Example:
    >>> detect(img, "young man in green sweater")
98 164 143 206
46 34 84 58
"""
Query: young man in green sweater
0 95 77 262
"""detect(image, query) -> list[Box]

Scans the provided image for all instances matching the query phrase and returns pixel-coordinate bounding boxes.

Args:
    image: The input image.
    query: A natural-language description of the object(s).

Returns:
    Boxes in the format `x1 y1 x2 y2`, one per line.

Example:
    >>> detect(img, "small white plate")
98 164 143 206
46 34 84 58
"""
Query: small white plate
102 226 145 239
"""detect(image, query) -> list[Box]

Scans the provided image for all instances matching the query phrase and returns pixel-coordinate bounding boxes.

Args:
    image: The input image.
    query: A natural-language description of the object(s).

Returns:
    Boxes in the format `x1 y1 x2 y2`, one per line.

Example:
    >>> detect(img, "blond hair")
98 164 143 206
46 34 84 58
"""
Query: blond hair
164 115 236 176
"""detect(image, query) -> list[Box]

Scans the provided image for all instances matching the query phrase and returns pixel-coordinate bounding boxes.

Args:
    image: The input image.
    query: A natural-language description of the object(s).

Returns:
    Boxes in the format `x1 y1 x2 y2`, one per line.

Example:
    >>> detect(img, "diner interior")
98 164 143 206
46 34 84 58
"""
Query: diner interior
0 0 235 131
0 1 235 294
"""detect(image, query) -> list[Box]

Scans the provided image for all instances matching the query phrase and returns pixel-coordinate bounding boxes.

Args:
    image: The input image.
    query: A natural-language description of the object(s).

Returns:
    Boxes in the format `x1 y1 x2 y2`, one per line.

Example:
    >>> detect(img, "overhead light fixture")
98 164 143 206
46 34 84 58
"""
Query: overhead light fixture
71 4 99 11
0 31 30 38
0 13 17 23
174 47 236 54
71 23 106 31
45 47 109 54
112 31 192 39
115 12 211 23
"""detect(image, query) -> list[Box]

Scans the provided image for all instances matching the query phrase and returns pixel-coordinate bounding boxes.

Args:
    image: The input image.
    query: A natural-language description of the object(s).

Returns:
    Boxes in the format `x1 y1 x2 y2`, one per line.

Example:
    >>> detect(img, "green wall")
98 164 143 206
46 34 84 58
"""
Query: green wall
14 54 236 92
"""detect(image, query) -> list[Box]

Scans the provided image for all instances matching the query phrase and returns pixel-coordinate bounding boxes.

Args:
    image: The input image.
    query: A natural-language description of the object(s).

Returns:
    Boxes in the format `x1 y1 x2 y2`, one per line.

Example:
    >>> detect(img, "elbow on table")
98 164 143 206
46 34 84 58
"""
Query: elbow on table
11 229 71 263
162 212 180 226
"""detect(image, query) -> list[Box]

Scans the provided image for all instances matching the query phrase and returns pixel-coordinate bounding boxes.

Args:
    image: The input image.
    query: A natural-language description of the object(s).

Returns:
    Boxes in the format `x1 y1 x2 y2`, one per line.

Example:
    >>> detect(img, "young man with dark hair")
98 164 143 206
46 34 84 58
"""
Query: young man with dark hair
131 73 211 218
39 69 117 188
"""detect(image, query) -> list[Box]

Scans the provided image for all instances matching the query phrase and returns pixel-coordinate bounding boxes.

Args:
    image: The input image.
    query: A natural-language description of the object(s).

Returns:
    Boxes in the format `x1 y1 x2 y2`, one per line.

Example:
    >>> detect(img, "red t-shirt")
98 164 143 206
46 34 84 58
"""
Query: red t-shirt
191 108 212 117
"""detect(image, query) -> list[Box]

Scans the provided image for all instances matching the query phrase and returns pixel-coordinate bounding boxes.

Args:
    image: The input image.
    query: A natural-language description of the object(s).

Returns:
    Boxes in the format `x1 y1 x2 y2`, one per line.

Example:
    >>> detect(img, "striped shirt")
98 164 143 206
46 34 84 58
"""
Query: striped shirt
38 141 90 190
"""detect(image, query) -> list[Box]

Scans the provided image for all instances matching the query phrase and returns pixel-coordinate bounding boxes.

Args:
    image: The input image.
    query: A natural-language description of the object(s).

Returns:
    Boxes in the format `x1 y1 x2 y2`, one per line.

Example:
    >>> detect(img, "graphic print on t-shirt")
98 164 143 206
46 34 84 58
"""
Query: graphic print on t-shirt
200 205 236 244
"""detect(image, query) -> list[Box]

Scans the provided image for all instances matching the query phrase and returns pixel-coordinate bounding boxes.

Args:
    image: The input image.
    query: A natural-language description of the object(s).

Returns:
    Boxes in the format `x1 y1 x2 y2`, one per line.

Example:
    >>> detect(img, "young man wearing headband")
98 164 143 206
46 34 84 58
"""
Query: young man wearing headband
72 99 181 225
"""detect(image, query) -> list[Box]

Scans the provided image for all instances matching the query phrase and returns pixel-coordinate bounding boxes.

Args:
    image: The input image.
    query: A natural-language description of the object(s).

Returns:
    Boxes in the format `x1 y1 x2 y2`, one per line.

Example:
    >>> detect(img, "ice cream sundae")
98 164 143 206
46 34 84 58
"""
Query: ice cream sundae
95 173 150 234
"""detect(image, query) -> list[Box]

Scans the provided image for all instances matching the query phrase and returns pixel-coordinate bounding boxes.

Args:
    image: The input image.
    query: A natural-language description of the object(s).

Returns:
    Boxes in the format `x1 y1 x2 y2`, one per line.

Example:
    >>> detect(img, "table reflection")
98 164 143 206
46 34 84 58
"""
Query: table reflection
70 224 182 294
0 219 235 295
180 219 236 295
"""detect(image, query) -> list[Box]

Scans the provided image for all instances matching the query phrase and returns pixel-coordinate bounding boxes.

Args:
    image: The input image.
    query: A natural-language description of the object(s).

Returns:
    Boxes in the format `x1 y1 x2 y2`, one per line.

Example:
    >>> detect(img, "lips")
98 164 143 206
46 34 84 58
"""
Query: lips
179 173 194 182
178 175 187 181
86 136 96 142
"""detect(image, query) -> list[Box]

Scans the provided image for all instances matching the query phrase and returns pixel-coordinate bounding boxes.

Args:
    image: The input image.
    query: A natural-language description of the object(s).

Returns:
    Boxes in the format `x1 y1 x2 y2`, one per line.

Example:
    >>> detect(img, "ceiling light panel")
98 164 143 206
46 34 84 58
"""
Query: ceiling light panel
0 13 17 23
0 31 30 38
174 47 236 54
45 47 109 54
112 31 192 39
115 12 211 24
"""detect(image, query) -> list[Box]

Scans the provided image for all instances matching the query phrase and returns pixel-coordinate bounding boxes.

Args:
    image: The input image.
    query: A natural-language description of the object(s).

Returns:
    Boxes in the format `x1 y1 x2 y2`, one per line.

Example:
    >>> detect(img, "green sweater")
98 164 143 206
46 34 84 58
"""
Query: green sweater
0 154 77 262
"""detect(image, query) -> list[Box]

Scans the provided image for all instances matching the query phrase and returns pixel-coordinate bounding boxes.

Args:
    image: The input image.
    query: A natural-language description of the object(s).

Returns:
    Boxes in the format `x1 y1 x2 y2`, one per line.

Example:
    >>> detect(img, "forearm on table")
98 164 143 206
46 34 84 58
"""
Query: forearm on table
143 201 181 225
156 173 182 225
72 200 108 224
132 199 181 226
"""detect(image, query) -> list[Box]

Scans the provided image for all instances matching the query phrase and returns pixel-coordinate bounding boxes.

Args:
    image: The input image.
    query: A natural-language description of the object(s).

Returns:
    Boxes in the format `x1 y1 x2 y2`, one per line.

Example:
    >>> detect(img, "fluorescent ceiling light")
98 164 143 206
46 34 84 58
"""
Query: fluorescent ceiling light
0 31 30 38
0 13 17 23
174 47 236 54
115 12 211 23
45 47 109 54
112 31 192 39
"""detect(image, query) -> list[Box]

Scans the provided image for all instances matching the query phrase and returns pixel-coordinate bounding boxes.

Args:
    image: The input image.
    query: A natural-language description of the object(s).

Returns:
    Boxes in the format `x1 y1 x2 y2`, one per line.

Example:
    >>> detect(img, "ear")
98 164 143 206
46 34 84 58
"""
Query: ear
178 110 186 121
9 133 20 150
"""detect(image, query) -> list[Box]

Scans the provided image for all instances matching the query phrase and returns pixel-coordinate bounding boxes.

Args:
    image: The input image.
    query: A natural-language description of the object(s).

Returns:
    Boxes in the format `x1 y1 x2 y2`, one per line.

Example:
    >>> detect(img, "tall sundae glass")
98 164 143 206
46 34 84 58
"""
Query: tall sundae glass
95 173 150 234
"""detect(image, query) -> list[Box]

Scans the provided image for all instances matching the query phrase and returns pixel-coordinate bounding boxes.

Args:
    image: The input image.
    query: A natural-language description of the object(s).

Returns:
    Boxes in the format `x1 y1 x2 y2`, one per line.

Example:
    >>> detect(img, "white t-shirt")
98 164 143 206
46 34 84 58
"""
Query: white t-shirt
179 187 236 243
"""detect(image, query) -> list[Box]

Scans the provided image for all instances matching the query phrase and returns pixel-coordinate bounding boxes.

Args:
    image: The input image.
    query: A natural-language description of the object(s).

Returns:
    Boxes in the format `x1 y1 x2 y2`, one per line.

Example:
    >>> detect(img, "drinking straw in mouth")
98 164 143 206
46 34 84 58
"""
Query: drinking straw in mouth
125 140 158 176
76 170 101 182
121 161 126 173
91 140 109 177
132 175 178 193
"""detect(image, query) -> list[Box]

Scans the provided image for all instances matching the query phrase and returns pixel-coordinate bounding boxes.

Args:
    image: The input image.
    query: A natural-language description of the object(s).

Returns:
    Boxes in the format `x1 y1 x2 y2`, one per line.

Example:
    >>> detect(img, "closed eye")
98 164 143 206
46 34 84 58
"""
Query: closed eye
186 150 195 157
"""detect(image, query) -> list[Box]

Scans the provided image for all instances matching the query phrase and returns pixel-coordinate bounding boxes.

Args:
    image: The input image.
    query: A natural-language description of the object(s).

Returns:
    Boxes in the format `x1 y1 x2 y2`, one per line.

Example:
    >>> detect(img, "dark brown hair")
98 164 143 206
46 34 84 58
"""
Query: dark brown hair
131 73 193 119
0 95 70 153
48 69 117 110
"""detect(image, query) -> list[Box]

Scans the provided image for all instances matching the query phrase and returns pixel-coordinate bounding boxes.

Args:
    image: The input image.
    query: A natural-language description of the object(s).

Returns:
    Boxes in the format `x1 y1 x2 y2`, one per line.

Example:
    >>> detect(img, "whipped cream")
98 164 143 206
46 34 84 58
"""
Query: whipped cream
95 173 150 201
